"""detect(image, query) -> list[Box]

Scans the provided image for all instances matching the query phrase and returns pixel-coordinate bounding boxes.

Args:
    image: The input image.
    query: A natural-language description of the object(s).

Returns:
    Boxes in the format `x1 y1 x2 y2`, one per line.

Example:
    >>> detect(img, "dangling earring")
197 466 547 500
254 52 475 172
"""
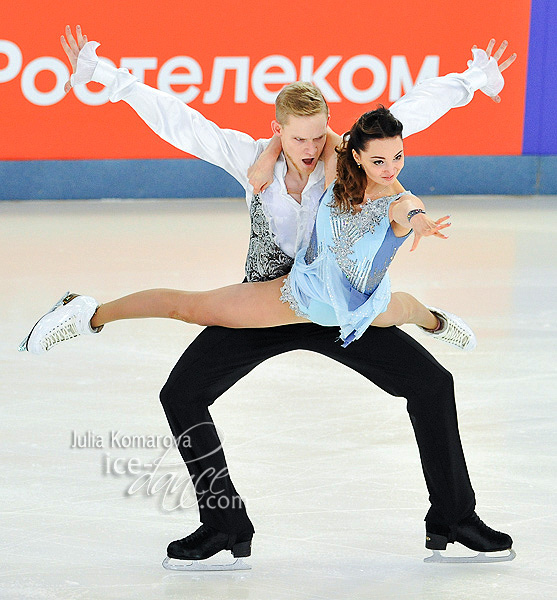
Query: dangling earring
356 162 361 169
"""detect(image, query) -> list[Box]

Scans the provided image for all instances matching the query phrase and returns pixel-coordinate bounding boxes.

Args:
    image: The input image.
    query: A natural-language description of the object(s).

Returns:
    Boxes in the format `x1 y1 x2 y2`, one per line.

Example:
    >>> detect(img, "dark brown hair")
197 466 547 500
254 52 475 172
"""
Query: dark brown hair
333 106 403 212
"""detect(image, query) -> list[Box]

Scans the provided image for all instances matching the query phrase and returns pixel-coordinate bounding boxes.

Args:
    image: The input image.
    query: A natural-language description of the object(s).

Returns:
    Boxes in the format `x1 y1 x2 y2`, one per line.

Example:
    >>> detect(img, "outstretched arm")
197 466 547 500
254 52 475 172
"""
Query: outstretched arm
61 26 261 190
390 195 451 252
389 39 517 139
321 41 516 188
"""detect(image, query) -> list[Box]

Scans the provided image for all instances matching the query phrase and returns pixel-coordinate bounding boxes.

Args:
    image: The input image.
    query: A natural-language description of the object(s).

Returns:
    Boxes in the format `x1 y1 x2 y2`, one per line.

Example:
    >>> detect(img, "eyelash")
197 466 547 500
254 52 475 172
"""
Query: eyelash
373 155 403 166
295 136 325 142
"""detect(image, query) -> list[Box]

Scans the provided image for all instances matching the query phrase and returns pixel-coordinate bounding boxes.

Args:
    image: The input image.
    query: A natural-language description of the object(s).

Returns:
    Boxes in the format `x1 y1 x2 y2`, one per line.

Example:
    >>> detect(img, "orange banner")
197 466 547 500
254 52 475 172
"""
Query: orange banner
1 0 530 160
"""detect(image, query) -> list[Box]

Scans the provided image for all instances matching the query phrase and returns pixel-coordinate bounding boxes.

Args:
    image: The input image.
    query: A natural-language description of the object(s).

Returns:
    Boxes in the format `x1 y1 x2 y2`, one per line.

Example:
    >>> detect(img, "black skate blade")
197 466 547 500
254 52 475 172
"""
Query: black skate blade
18 291 72 352
424 548 516 564
162 556 251 571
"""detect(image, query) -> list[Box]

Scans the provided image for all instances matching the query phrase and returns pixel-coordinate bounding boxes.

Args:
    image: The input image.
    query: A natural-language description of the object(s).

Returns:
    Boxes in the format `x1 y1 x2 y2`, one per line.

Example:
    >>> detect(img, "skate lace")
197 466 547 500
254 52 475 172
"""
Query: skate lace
41 318 79 352
437 317 472 349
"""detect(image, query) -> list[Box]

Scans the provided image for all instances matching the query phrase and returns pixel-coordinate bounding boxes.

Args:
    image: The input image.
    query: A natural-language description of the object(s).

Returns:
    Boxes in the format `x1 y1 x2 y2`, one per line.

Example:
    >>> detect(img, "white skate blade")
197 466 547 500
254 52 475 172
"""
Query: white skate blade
18 291 72 352
17 336 30 353
162 556 251 571
424 548 516 563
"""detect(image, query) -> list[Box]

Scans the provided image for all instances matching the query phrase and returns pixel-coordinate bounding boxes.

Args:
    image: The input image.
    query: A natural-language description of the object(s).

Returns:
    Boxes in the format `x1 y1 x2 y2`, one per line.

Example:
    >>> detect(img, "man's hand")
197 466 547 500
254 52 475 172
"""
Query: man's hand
60 25 88 93
409 214 451 252
471 39 517 103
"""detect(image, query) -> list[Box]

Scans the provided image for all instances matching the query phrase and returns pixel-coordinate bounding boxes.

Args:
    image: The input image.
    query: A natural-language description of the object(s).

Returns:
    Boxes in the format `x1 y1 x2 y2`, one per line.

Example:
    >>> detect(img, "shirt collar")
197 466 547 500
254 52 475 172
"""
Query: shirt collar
274 153 325 198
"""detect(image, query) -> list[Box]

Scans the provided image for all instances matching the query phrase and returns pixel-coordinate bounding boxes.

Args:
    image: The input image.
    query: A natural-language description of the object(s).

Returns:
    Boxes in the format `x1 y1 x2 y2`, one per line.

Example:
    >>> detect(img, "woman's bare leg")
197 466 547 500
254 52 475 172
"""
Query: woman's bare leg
371 292 439 329
91 279 309 329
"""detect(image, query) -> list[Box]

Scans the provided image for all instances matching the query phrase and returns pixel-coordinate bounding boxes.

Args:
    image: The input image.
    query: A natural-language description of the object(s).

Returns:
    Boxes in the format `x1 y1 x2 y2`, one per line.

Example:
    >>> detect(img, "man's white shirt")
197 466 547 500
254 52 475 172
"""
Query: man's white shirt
76 42 490 259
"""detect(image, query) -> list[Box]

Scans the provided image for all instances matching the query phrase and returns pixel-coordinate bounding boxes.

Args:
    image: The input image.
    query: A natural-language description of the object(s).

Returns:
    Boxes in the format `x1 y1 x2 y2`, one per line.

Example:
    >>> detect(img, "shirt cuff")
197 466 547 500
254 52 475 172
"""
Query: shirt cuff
461 65 488 92
92 59 138 102
91 58 118 87
70 40 102 87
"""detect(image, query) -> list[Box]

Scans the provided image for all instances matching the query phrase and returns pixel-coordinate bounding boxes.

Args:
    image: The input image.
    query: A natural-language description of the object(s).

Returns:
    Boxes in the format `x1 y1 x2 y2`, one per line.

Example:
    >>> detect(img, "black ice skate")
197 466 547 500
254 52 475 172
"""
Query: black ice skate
162 524 253 571
424 512 516 563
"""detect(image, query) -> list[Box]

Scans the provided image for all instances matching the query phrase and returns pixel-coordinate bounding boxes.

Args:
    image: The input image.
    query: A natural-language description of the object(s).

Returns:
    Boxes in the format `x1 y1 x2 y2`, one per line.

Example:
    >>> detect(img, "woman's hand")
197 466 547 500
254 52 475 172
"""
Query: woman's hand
248 135 281 193
60 25 88 93
247 158 275 194
409 214 451 252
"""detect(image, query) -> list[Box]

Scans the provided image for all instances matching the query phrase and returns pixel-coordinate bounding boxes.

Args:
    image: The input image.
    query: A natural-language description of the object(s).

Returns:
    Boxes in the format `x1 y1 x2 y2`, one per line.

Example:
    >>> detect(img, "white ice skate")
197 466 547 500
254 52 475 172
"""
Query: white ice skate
18 292 102 355
419 306 477 351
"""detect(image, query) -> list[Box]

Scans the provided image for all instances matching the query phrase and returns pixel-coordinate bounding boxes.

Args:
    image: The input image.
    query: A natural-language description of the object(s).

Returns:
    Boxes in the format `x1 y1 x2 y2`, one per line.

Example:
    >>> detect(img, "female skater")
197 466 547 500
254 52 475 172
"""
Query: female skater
20 107 474 354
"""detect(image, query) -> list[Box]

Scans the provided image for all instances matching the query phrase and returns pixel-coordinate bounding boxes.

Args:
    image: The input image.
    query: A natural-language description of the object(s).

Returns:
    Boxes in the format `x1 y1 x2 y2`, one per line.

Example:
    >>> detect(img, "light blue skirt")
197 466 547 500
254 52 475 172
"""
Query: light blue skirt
280 246 391 346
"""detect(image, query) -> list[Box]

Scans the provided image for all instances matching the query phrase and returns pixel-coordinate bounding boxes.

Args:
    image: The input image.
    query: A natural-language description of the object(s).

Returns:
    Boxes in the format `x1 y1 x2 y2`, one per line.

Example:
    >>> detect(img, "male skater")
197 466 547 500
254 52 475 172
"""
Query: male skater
60 28 516 565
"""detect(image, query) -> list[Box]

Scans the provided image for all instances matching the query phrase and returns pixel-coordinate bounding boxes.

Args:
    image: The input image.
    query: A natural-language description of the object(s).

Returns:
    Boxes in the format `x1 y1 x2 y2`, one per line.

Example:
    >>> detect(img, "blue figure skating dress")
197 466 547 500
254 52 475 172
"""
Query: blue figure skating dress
280 184 412 346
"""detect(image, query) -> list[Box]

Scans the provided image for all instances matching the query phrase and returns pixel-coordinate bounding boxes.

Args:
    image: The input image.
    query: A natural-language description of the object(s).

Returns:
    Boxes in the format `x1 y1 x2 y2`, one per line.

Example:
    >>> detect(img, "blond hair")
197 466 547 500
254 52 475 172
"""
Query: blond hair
275 82 329 125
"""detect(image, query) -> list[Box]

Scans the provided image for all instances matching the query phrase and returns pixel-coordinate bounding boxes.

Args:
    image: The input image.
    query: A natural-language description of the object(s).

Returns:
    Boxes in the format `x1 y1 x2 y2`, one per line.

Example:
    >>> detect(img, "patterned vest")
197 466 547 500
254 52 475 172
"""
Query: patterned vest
244 194 294 282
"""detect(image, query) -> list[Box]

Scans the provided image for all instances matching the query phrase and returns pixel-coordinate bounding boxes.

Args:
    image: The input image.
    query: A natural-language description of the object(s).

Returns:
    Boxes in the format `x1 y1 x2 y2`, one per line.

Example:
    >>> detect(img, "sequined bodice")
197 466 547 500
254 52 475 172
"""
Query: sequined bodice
305 189 410 295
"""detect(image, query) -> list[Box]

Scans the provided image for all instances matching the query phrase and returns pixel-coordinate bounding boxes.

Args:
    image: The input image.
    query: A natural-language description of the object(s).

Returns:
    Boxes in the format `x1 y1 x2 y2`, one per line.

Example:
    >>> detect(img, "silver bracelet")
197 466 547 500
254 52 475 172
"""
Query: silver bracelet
407 209 426 222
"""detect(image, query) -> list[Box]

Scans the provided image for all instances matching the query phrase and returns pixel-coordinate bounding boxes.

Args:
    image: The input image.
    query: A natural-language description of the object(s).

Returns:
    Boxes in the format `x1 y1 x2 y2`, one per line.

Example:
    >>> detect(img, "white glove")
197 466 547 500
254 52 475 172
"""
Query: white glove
467 47 504 97
70 41 101 87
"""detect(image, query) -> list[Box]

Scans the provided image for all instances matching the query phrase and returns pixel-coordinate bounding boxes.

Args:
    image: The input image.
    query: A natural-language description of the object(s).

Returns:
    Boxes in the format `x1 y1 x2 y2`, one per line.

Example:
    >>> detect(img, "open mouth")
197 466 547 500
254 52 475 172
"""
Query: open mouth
302 158 315 166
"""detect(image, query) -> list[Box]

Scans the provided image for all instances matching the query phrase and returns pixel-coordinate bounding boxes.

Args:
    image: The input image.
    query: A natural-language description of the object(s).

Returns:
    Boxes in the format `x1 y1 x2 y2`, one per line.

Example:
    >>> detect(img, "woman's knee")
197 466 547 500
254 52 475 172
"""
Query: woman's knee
167 292 218 327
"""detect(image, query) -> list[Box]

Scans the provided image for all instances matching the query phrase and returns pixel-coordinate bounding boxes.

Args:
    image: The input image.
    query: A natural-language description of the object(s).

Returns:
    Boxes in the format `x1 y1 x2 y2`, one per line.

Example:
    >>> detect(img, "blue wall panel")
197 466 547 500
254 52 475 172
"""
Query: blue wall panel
2 156 554 201
523 0 557 155
0 160 244 201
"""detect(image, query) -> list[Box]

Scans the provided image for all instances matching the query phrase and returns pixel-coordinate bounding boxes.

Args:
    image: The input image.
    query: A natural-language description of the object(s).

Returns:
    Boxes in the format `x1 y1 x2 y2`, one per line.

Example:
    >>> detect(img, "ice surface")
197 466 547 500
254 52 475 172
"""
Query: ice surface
1 196 556 599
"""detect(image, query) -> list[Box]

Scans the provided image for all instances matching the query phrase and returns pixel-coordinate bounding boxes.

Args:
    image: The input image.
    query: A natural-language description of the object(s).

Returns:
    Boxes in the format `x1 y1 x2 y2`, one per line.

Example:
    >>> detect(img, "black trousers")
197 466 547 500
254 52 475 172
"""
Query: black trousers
159 322 475 536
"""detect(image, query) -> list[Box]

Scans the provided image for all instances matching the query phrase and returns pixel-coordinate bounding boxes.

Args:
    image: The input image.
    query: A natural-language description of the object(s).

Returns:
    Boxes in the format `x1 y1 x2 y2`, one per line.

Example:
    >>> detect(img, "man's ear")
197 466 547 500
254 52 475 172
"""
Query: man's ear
271 120 282 137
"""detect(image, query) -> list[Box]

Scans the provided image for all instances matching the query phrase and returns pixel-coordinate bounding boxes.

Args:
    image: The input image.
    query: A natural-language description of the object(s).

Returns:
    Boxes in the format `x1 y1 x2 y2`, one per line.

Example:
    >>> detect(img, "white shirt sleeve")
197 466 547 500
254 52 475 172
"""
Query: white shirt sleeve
389 67 489 138
83 47 261 190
